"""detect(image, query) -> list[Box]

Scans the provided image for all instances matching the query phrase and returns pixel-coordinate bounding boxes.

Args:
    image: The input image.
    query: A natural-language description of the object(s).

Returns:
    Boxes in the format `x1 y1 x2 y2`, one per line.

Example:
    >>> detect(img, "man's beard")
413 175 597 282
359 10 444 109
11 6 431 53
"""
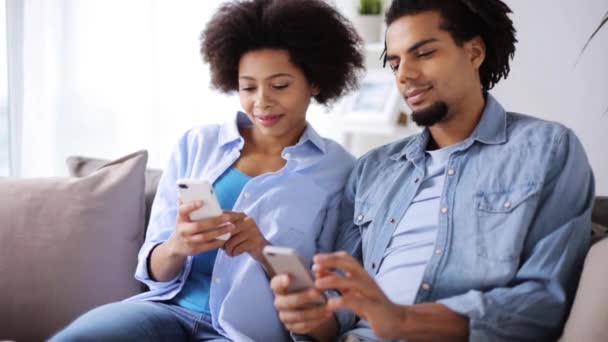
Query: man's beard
411 101 449 127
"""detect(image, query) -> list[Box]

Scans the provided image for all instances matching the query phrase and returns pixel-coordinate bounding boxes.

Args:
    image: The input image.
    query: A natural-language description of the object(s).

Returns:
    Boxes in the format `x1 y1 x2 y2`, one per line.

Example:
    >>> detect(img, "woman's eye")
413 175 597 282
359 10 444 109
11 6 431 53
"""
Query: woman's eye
272 84 289 90
240 86 255 92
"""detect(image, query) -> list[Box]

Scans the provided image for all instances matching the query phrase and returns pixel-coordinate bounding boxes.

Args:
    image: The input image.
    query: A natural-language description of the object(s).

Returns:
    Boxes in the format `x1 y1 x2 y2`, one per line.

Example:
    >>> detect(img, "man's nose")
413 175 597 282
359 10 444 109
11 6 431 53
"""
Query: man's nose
396 60 421 84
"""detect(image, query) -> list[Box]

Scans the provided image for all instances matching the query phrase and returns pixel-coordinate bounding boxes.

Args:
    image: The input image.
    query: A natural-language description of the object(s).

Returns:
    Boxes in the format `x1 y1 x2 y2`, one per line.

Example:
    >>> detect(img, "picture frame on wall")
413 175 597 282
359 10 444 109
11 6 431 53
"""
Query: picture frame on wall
340 69 408 132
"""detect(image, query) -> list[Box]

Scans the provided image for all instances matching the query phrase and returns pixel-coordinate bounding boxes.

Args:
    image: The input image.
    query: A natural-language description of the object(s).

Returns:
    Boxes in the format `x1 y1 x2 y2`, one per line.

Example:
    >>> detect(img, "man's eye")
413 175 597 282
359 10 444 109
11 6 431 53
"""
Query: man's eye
389 64 399 73
417 50 435 58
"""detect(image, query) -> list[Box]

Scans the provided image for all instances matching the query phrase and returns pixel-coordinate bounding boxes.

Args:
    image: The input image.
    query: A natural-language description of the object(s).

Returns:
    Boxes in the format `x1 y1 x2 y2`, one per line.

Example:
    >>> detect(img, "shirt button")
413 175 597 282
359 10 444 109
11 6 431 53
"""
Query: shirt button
414 178 420 183
435 248 443 255
504 201 512 209
243 192 251 199
372 262 376 269
421 283 431 291
441 207 448 214
389 218 396 224
357 214 364 222
447 169 456 176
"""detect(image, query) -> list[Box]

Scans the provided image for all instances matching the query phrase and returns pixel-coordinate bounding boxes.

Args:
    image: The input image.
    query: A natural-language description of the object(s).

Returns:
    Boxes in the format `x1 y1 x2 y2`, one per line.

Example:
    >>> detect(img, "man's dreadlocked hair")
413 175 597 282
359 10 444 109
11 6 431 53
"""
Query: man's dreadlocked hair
383 0 517 91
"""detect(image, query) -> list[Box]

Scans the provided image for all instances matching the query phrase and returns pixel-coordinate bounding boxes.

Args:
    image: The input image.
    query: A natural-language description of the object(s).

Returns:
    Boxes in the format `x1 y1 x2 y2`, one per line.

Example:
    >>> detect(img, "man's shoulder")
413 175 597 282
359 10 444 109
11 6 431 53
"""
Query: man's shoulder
505 112 570 144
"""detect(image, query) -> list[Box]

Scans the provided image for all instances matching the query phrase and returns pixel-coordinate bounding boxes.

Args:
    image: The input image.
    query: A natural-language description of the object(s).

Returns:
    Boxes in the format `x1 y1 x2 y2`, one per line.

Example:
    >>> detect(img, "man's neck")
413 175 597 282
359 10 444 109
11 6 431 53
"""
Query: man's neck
428 92 486 149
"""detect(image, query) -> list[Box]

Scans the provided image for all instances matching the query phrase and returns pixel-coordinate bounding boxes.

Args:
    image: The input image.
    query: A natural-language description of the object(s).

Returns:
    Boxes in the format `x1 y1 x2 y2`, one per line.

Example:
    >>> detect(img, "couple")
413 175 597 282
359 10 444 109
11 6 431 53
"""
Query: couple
53 0 594 341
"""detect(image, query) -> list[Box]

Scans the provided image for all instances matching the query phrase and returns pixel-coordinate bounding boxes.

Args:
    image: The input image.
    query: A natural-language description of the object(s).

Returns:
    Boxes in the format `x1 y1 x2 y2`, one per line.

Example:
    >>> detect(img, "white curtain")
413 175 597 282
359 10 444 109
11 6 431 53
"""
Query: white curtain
13 0 245 176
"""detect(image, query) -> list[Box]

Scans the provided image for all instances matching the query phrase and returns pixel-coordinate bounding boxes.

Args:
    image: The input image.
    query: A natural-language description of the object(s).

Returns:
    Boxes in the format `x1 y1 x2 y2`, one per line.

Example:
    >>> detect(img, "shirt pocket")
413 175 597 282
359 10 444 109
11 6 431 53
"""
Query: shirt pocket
265 182 328 257
475 182 542 262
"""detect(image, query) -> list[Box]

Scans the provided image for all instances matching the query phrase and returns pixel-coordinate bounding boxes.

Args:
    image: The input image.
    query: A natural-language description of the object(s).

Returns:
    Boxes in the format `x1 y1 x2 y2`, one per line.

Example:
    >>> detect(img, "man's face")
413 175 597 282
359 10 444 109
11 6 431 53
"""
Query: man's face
385 11 484 127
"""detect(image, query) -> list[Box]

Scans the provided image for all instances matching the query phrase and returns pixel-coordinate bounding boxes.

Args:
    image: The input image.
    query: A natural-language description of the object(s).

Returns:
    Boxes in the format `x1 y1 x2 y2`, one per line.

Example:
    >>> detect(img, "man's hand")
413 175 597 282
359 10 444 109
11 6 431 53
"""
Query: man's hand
270 274 337 339
313 251 407 340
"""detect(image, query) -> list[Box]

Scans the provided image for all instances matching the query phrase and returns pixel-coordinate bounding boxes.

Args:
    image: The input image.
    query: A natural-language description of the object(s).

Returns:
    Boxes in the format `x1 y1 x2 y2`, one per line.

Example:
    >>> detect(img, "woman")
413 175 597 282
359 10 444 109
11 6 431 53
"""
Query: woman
51 0 364 341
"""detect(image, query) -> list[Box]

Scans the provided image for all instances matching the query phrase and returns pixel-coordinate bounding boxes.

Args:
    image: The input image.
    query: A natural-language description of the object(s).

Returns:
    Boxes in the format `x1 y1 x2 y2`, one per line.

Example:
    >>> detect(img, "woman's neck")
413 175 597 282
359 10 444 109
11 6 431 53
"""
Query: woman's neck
240 125 306 155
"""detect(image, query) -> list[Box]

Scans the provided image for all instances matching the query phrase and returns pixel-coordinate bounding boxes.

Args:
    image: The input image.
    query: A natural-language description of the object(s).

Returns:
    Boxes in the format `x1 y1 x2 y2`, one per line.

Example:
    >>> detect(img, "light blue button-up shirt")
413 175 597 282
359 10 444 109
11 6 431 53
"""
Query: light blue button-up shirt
334 94 595 341
127 112 355 341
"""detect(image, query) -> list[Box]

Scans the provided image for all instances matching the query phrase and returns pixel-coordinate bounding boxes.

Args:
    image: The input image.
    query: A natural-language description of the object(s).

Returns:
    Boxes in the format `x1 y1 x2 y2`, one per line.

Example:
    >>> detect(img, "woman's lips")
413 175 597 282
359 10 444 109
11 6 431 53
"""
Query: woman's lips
254 114 284 127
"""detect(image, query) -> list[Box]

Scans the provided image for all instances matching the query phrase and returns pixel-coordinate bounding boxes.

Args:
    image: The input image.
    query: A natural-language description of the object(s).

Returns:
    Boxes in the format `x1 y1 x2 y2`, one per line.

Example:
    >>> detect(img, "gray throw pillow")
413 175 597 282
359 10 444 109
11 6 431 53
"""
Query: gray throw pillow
66 154 162 229
0 150 147 342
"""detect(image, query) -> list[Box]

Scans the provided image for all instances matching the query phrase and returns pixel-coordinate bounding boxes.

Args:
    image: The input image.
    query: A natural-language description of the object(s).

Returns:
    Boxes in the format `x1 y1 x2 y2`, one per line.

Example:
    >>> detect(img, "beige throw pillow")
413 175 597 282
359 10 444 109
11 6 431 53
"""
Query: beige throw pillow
66 155 162 229
0 151 147 342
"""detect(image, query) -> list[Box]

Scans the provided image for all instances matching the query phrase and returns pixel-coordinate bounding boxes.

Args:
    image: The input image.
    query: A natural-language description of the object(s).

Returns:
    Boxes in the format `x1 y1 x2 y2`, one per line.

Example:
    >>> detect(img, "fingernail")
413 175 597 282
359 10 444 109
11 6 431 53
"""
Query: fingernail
196 201 203 207
314 254 327 262
327 297 340 308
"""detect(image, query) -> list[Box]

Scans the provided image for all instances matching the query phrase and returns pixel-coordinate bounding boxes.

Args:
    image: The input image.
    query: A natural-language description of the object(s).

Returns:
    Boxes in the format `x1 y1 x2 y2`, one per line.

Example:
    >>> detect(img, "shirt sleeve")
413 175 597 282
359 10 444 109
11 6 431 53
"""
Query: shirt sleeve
331 160 366 336
438 128 595 341
133 130 191 290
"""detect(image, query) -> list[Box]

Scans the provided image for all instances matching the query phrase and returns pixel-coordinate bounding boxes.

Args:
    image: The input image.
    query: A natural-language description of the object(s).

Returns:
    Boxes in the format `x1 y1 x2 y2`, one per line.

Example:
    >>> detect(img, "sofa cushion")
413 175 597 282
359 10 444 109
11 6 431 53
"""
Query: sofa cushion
66 155 162 229
0 151 148 342
592 223 608 244
593 196 608 227
559 237 608 341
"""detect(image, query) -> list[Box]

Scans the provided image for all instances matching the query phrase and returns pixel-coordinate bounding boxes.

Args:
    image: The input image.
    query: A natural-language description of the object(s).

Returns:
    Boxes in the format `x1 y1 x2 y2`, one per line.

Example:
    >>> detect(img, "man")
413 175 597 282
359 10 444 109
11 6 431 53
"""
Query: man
270 0 595 341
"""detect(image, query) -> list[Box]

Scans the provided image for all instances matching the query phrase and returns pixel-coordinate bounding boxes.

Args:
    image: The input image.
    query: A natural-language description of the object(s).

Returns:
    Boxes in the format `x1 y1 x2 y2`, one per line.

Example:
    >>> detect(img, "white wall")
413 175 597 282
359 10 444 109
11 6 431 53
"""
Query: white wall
332 0 608 195
493 0 608 195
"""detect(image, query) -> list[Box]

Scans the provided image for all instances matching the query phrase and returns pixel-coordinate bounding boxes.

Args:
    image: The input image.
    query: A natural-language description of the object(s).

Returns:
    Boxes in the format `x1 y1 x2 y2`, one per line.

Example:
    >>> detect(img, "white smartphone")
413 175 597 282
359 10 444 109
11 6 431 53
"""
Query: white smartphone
176 178 231 241
263 246 327 305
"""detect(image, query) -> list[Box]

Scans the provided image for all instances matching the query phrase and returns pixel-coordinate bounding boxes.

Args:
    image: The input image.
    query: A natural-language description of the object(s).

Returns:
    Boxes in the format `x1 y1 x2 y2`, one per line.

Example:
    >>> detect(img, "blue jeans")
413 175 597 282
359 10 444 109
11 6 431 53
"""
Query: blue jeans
50 301 230 342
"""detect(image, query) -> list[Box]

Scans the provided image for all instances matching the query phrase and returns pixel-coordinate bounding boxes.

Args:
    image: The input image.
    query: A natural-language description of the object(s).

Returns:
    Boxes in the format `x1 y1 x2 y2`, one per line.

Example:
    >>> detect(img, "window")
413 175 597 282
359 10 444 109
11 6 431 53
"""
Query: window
0 0 10 176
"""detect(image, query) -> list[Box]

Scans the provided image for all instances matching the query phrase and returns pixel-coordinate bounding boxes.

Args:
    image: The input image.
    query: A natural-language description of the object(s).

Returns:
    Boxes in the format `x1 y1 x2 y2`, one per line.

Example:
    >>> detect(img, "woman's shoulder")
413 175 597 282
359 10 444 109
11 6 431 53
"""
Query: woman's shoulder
321 137 355 165
174 124 224 151
307 137 355 190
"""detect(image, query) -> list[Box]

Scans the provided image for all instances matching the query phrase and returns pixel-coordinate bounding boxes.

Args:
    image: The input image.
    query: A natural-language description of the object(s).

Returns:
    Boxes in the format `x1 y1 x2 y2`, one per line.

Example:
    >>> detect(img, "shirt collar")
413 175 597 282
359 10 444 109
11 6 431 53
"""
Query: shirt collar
469 93 508 145
392 93 508 161
218 111 327 154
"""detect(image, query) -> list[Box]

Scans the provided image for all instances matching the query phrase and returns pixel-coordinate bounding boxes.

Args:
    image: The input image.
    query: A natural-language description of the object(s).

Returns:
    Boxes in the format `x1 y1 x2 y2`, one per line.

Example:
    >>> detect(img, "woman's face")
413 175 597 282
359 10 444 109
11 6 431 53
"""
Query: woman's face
238 49 318 140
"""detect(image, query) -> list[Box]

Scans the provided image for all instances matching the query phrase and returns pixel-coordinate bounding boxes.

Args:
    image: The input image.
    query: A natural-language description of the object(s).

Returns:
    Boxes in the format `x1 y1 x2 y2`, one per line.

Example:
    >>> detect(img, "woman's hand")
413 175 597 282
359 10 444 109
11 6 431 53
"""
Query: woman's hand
222 211 269 263
165 201 236 258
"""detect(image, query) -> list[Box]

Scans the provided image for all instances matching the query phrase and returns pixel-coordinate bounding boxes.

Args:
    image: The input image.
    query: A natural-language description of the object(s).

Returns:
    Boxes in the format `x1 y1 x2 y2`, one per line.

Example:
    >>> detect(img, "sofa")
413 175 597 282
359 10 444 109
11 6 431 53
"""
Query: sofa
0 151 606 342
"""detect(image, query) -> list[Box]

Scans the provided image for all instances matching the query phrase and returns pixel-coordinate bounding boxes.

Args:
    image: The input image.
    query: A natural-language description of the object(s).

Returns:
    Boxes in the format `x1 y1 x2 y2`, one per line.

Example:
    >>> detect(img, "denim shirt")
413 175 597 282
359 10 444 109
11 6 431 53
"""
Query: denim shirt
334 94 595 341
127 112 355 342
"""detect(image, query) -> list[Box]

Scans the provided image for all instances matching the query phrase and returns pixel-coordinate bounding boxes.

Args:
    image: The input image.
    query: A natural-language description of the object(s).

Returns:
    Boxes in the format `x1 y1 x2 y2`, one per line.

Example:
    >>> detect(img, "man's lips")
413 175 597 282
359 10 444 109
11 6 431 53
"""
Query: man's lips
405 86 432 105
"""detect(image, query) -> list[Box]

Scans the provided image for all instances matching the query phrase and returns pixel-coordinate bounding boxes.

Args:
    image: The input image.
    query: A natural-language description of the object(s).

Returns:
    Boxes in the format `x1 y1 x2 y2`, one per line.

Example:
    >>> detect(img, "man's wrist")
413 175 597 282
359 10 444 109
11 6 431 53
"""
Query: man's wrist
396 304 410 337
307 314 339 342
